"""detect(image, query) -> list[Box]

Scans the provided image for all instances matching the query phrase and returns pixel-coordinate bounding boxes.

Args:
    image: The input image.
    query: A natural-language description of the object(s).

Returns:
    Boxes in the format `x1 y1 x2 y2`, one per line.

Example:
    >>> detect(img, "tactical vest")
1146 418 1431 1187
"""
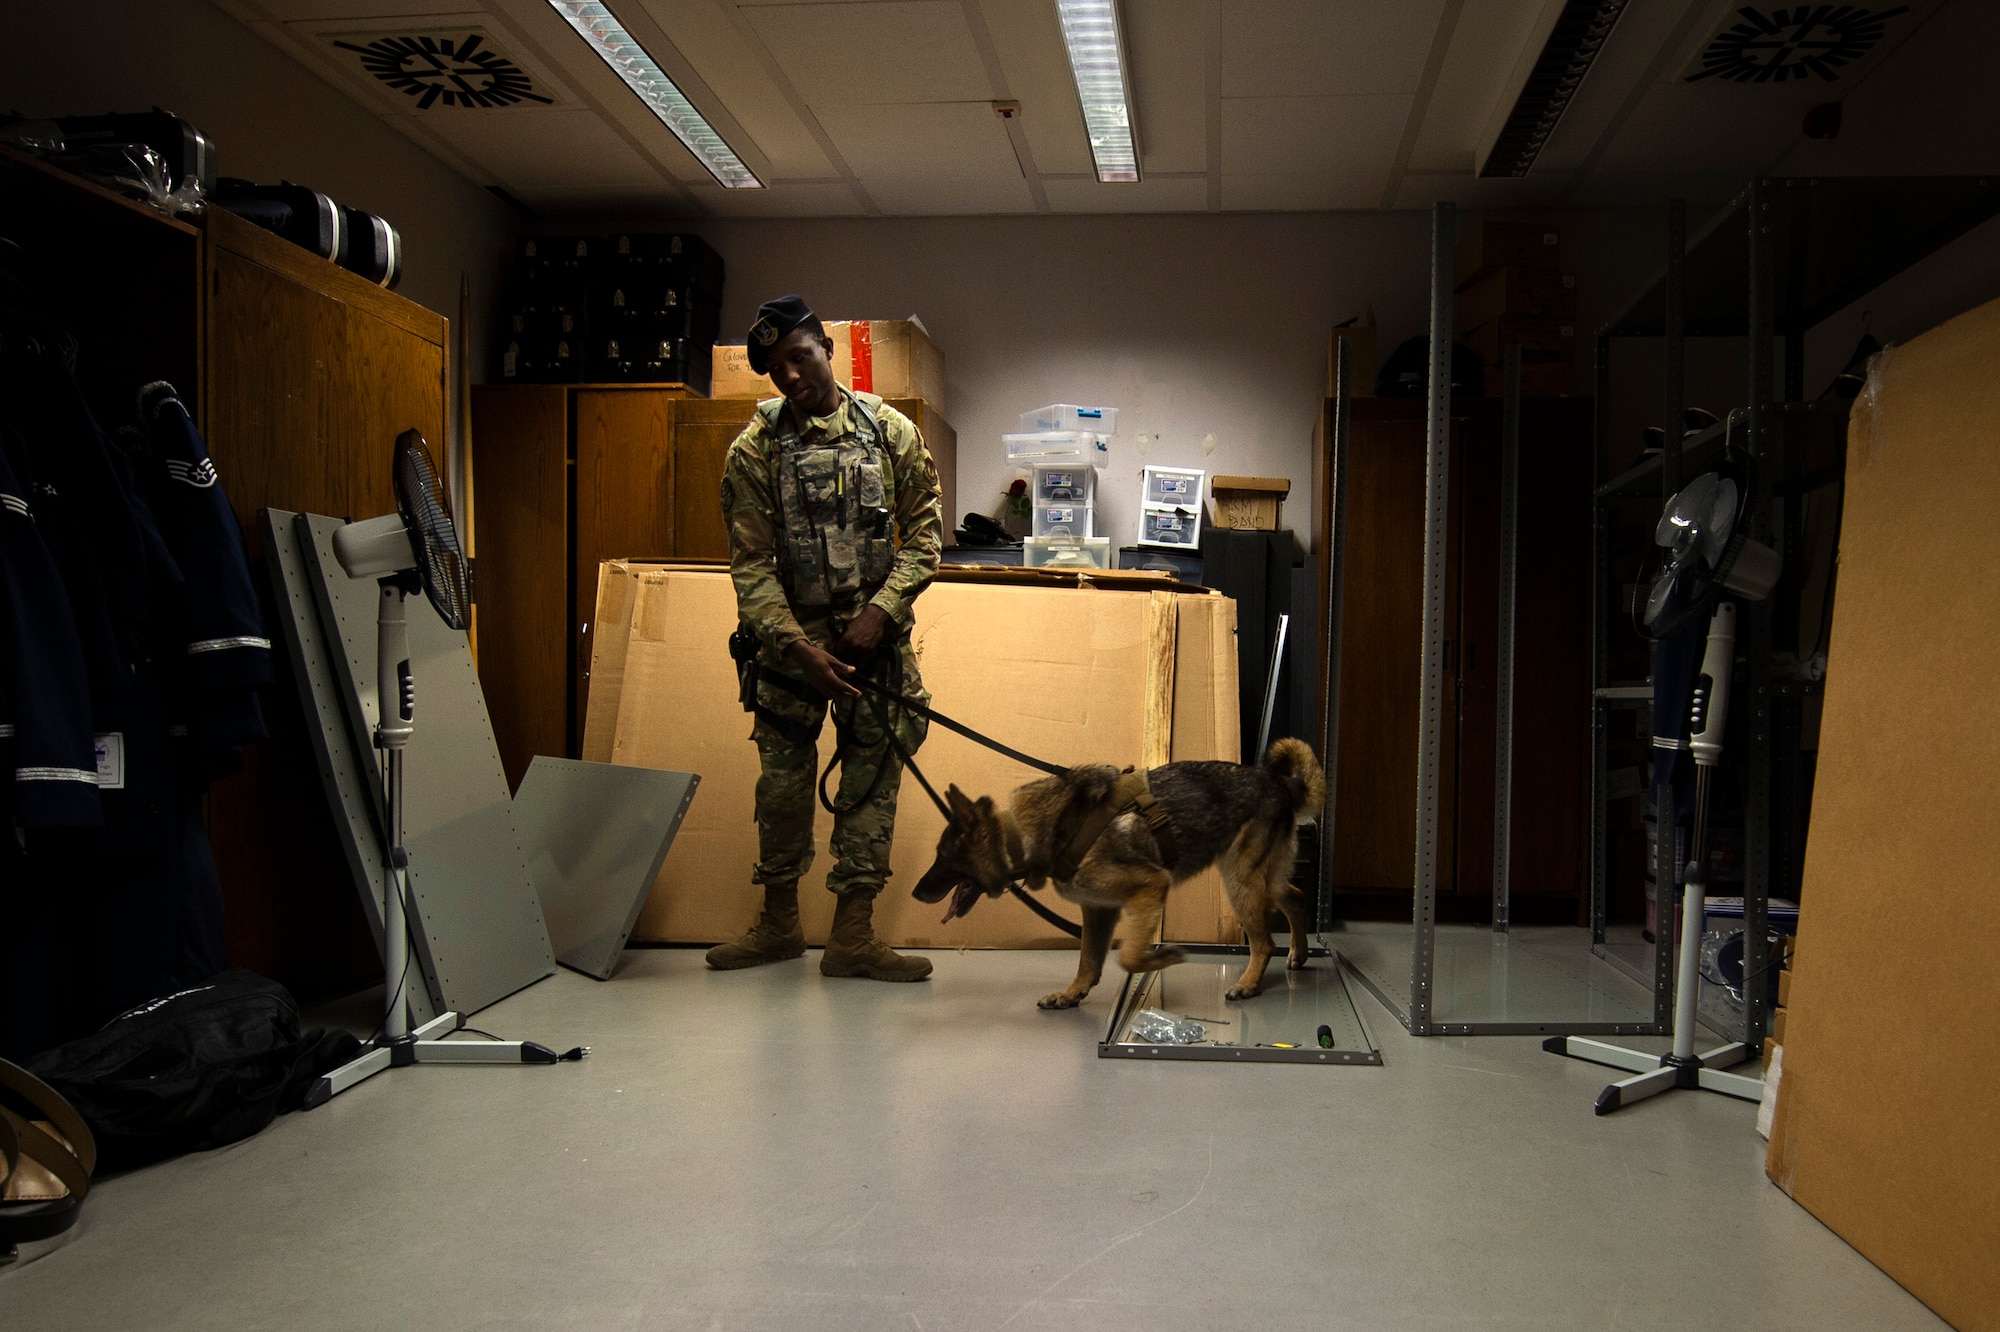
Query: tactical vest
763 390 895 610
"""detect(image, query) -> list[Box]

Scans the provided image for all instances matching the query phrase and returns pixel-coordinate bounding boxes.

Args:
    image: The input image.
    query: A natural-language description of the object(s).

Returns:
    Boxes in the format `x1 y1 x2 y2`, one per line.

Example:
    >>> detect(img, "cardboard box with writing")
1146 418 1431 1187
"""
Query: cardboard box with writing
586 565 1242 949
1208 476 1291 531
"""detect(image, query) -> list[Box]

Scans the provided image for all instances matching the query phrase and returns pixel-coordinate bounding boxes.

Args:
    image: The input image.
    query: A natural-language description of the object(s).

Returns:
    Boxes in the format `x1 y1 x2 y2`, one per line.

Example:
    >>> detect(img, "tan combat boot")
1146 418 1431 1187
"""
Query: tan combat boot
820 891 932 981
705 881 806 969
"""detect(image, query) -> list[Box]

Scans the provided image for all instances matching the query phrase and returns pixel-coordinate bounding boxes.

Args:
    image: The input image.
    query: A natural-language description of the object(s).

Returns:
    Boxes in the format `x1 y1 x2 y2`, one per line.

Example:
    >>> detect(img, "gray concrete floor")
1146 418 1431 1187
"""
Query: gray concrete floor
0 947 1941 1331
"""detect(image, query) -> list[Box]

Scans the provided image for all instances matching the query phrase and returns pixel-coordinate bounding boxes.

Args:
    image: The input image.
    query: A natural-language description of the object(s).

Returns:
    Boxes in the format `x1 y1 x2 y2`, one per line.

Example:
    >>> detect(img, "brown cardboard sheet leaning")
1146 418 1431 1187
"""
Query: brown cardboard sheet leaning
585 562 1243 949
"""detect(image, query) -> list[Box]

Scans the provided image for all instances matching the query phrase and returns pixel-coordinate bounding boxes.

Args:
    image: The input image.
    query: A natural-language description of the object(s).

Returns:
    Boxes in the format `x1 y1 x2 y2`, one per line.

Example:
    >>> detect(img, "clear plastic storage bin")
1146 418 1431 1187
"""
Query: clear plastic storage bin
1143 465 1205 506
1025 536 1111 569
1140 506 1199 548
1019 404 1119 437
1004 431 1108 466
1034 466 1094 501
1033 501 1094 538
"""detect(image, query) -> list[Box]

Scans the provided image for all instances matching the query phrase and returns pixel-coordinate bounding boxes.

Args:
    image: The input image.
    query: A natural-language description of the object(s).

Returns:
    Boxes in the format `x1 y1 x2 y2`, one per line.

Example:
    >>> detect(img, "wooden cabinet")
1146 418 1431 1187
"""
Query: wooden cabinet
470 389 956 788
200 206 450 993
1 154 456 997
1311 396 1592 921
470 382 698 788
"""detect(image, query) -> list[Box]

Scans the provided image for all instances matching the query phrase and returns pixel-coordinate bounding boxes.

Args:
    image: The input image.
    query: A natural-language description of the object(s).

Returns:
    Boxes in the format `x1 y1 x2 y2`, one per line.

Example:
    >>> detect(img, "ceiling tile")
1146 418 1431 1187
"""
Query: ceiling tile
1219 0 1445 99
245 0 485 19
864 175 1037 215
815 101 1019 178
1126 0 1211 176
425 107 658 188
745 0 991 106
1220 174 1382 212
1406 0 1550 174
632 0 834 179
1220 94 1409 177
1044 176 1208 213
969 0 1094 176
699 181 871 218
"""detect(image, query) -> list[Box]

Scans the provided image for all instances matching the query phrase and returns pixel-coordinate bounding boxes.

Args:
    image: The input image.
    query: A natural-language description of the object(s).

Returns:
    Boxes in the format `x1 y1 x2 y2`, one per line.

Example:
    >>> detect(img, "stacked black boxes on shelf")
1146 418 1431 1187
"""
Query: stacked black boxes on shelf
499 232 723 393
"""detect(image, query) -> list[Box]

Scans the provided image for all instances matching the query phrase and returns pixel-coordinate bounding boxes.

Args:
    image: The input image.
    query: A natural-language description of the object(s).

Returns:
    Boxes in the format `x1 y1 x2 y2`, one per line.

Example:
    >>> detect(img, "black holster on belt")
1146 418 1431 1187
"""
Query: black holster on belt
730 622 824 746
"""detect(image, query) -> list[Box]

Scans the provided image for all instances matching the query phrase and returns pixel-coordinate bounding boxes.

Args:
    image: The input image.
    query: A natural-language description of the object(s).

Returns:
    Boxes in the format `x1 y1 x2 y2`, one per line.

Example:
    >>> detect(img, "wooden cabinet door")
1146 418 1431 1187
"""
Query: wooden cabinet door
1328 407 1436 894
470 384 567 789
574 388 680 736
672 398 758 560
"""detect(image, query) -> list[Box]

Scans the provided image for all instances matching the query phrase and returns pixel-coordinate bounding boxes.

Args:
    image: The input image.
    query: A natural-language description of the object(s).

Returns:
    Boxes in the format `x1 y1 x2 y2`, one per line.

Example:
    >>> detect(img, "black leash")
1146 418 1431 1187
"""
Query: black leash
769 654 1084 939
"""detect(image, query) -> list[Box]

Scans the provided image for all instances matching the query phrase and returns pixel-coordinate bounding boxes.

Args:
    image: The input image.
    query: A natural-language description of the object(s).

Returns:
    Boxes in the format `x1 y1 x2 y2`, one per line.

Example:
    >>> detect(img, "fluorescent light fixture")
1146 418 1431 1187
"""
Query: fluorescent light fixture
547 0 761 188
1055 0 1139 183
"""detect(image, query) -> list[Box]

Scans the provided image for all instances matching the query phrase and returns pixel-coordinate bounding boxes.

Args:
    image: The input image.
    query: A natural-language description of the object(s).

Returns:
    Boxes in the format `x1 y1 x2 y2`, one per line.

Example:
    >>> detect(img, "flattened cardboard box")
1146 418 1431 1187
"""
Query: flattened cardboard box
590 564 1240 948
1765 296 2000 1332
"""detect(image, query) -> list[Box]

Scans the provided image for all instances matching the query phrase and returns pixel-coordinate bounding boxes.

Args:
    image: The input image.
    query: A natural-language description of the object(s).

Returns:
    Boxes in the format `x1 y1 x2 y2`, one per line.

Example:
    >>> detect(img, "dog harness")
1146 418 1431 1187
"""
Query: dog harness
1010 768 1180 885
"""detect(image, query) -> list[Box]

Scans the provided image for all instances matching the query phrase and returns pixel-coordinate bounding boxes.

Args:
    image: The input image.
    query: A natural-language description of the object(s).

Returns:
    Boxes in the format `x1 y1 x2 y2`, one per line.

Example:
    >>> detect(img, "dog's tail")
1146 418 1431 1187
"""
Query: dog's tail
1260 737 1327 822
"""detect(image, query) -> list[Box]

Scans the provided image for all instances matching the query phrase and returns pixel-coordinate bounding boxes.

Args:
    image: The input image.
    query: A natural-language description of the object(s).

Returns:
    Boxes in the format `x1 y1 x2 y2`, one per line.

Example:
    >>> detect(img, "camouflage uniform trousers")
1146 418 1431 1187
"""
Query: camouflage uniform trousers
751 630 929 898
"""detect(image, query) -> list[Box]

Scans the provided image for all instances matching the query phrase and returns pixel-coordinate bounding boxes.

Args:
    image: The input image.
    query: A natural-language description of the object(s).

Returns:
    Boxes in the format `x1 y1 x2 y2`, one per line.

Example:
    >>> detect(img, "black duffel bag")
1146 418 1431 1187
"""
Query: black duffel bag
23 970 358 1170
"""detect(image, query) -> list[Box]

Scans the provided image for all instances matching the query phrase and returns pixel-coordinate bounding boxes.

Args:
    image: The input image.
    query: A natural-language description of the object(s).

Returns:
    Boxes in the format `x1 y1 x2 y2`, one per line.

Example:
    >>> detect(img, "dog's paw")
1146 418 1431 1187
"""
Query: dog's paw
1128 945 1186 974
1287 953 1310 971
1038 990 1083 1010
1225 980 1265 1001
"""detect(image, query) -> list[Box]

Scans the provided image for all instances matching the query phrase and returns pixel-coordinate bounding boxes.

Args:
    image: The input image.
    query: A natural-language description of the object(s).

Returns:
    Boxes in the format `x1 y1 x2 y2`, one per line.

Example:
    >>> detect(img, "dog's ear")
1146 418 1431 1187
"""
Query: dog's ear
946 784 974 821
976 795 995 816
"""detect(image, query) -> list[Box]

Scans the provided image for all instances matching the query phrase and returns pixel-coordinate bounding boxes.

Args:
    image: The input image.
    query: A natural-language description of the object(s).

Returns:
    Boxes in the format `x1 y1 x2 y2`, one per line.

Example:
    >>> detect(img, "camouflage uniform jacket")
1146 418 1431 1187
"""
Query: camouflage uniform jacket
721 387 942 658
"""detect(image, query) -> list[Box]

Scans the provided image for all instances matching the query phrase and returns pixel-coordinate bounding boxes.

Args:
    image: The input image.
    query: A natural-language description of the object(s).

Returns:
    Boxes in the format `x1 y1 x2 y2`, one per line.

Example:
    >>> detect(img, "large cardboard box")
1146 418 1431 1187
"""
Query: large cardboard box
1457 266 1577 330
588 565 1242 948
1764 296 2000 1332
1455 220 1562 288
710 319 946 412
1461 314 1575 365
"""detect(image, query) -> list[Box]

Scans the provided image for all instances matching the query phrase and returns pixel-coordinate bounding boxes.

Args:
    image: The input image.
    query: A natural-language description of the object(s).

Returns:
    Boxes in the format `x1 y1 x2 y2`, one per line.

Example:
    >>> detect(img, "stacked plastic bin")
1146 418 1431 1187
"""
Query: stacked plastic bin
1139 465 1205 549
1004 405 1116 569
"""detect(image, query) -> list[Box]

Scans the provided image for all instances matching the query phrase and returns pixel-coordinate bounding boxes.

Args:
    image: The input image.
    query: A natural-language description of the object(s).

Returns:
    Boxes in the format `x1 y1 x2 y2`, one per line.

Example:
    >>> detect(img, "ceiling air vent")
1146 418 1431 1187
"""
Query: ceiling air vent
1685 5 1911 84
331 31 555 110
1479 0 1631 179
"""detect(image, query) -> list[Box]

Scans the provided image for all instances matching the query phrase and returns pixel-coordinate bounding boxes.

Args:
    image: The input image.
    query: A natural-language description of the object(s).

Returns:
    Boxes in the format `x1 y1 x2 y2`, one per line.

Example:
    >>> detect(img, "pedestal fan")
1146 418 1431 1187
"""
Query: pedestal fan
1547 414 1779 1113
303 431 584 1108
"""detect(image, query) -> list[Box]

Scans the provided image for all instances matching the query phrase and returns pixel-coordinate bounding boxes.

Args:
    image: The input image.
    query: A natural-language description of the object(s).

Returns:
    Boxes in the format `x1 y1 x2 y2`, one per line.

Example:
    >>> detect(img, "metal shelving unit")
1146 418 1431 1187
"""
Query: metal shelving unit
1586 176 2000 1048
1328 203 1669 1038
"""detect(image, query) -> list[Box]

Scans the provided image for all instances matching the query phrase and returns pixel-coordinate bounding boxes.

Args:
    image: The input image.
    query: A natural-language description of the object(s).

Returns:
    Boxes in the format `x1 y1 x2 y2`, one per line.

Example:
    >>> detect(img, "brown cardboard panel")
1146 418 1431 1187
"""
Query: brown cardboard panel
1765 298 2000 1332
1164 592 1242 943
580 560 640 763
606 571 1239 948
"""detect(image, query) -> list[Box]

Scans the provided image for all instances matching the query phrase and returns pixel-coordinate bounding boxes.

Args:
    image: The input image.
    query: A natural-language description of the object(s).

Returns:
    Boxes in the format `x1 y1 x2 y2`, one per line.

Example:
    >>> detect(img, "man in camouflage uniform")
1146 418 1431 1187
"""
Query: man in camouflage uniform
708 295 942 981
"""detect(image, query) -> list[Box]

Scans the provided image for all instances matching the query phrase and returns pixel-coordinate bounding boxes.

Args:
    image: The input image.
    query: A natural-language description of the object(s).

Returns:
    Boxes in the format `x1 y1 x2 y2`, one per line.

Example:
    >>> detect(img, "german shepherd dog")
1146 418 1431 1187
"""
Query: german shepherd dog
913 738 1327 1009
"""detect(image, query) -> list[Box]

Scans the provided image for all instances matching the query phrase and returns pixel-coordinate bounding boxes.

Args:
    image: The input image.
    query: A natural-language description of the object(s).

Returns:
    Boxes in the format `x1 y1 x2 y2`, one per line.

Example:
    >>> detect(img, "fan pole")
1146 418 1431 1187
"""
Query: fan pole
1544 602 1767 1113
304 474 582 1107
377 579 414 1044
